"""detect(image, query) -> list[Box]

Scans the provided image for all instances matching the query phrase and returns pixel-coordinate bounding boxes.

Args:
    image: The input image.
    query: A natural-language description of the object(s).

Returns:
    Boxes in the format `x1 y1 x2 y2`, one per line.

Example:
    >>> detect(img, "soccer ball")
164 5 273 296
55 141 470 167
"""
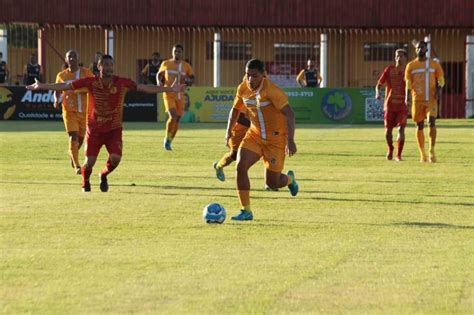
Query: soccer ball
203 203 226 224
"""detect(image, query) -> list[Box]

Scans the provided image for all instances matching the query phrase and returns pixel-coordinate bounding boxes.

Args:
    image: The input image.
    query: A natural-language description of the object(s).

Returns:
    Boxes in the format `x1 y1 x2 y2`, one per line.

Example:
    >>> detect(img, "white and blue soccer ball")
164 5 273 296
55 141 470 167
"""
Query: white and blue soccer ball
203 203 226 224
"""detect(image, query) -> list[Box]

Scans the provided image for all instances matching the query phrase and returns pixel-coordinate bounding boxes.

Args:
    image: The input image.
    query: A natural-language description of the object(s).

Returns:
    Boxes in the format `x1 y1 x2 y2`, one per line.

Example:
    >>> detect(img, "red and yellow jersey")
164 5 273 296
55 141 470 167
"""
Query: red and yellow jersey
405 59 444 102
377 64 406 112
158 59 193 99
71 76 137 133
55 67 94 113
233 78 289 141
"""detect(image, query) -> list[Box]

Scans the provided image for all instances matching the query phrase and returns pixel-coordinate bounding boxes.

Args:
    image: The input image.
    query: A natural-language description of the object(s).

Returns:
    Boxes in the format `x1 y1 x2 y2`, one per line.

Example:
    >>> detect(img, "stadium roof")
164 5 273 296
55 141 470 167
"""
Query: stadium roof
1 0 473 28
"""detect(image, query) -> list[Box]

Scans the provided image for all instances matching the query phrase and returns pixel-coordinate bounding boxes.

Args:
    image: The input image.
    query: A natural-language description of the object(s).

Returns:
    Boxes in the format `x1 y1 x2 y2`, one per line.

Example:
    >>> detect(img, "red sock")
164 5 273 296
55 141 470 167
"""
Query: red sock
81 166 92 184
100 158 117 177
397 139 405 157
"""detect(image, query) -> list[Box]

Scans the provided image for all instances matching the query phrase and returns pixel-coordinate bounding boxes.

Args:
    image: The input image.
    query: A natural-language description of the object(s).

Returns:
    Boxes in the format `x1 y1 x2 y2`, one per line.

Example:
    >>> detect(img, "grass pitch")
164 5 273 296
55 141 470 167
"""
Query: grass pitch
1 120 473 313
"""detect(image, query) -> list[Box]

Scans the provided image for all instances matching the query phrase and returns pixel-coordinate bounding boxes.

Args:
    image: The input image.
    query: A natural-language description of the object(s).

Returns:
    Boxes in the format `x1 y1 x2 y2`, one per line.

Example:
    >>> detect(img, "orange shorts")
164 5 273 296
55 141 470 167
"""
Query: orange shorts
412 100 438 123
240 132 287 173
62 110 86 137
163 94 185 116
229 124 249 152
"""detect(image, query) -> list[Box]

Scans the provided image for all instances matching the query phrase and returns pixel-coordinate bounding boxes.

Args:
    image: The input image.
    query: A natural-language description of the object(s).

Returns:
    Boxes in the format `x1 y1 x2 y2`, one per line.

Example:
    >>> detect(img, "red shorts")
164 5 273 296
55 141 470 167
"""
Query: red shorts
384 108 408 129
85 127 123 157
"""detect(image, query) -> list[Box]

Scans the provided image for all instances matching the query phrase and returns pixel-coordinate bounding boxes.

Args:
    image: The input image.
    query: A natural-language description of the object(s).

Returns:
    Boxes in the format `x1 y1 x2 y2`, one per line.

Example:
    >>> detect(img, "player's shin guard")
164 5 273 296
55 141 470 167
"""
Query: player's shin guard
100 157 117 177
238 190 251 211
429 126 437 162
69 139 80 168
416 130 427 162
81 166 92 183
218 152 235 168
397 139 405 159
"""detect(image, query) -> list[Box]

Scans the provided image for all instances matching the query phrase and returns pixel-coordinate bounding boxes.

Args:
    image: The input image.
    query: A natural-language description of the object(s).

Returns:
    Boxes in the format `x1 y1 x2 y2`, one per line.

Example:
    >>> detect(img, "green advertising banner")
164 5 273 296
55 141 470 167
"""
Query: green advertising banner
158 87 383 124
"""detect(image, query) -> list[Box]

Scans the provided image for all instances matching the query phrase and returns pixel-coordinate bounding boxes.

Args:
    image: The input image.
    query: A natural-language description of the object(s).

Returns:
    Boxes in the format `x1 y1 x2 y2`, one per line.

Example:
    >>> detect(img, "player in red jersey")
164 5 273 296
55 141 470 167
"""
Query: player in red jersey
27 55 183 192
375 49 408 161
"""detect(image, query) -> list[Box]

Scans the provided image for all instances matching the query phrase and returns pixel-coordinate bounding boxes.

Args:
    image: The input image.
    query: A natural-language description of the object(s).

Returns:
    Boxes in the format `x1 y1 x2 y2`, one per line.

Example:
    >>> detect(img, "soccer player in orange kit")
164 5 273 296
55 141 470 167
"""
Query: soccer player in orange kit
157 44 194 151
27 54 183 192
225 59 298 221
405 40 445 162
54 50 94 174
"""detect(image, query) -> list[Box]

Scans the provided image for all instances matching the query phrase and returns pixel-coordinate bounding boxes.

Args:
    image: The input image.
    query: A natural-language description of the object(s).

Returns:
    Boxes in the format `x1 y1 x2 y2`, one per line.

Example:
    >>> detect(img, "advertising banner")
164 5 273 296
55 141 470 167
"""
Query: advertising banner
160 86 382 124
0 86 158 121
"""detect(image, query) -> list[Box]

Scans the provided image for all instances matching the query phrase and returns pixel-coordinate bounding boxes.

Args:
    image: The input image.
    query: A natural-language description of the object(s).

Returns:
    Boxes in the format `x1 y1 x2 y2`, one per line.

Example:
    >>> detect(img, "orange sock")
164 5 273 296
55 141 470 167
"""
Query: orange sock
238 190 251 211
69 140 80 168
416 130 426 160
218 152 235 168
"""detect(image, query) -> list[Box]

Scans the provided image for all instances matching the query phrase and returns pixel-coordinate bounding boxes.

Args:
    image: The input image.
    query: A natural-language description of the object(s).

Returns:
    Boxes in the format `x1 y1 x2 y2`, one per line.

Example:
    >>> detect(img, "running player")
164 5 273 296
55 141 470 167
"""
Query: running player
27 54 183 192
157 44 194 150
405 40 445 162
226 59 298 221
54 50 94 174
375 49 408 161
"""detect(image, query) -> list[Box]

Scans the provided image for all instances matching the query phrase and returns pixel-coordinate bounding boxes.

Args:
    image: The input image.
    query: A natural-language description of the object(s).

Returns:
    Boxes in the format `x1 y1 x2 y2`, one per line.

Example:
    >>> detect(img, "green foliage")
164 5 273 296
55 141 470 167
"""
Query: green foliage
1 120 473 313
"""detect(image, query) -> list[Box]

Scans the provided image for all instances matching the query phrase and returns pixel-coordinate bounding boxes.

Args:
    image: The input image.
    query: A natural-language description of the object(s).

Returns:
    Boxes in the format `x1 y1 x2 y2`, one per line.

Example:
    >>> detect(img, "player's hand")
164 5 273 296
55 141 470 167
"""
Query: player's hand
26 78 41 90
286 139 297 157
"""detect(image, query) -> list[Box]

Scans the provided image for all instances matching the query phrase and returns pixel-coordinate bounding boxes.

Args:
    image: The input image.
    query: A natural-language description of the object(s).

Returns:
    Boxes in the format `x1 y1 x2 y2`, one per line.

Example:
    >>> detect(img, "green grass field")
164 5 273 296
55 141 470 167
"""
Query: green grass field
1 120 473 313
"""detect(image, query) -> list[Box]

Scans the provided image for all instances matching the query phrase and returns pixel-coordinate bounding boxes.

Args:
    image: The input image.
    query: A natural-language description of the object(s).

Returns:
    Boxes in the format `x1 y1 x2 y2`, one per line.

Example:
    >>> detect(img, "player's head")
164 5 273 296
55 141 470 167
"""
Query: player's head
65 50 79 69
245 59 265 90
98 54 114 78
415 40 427 58
94 52 103 62
172 44 184 60
395 49 407 65
152 52 160 63
307 57 315 69
30 53 37 64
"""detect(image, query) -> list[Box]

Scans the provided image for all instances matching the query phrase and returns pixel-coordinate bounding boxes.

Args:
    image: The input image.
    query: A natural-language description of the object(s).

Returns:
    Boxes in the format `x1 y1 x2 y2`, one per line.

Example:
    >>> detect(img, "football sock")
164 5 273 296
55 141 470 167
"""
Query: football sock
429 126 437 154
166 119 173 141
386 132 394 152
81 166 92 183
218 152 235 168
171 121 180 139
416 130 426 160
238 190 251 211
397 139 405 157
69 139 80 168
100 157 117 177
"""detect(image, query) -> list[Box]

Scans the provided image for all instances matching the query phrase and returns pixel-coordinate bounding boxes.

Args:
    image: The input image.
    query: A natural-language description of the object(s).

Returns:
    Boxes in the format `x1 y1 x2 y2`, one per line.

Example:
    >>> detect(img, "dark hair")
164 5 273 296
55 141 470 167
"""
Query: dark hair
417 40 427 47
174 44 184 51
152 52 160 57
98 54 113 64
245 59 265 73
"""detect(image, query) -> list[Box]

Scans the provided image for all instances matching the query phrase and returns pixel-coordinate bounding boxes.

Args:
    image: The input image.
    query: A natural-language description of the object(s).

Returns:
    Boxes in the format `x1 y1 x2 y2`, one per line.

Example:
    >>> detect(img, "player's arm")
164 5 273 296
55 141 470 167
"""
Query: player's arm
296 70 305 87
404 65 412 107
141 64 149 84
137 79 184 94
435 63 445 100
22 65 28 85
281 105 297 156
26 79 73 91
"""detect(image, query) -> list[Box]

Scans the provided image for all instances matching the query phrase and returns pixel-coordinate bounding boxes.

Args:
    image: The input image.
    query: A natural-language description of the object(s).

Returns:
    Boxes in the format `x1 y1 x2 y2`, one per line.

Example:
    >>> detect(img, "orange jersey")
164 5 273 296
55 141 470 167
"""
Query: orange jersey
233 78 289 141
405 59 444 102
55 67 94 113
158 59 193 99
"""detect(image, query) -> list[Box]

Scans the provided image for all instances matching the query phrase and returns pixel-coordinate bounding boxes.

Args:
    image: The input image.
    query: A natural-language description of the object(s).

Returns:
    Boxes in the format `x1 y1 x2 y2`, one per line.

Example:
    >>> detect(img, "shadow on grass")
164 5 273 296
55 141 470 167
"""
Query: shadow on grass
391 222 474 229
